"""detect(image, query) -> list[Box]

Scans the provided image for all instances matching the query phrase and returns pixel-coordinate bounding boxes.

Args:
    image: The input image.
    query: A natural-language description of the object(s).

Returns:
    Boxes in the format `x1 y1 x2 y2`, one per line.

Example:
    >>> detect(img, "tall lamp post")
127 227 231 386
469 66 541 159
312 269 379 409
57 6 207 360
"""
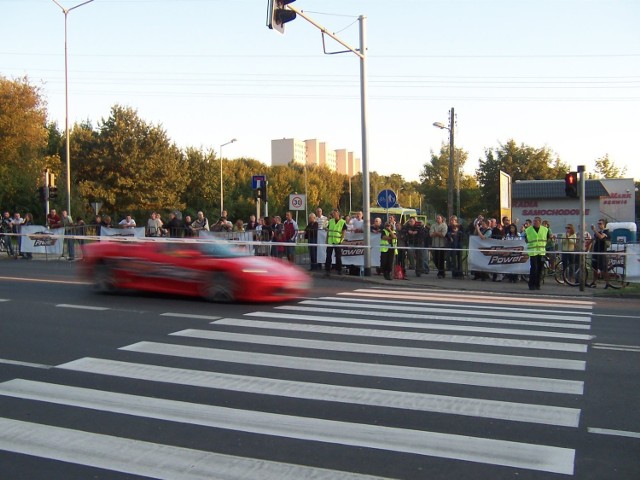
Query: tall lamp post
433 107 456 219
219 138 237 216
52 0 94 218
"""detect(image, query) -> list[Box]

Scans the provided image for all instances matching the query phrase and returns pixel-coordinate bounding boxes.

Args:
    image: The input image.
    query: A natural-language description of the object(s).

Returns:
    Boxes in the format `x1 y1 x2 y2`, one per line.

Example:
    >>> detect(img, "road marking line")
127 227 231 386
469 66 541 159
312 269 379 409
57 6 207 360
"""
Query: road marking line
0 276 90 286
160 312 223 321
0 380 576 474
346 289 595 308
588 427 640 439
120 341 584 394
0 358 52 369
59 357 582 427
0 417 383 480
56 304 110 311
58 358 580 428
315 297 592 322
172 329 586 371
291 302 592 330
233 317 588 353
0 299 10 302
591 343 640 353
249 311 595 341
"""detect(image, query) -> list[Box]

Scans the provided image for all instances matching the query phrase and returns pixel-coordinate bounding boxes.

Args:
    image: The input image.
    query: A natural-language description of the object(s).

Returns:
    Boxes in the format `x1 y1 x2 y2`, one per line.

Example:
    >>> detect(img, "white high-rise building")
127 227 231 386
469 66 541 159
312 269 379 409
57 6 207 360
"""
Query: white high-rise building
271 138 307 166
270 138 353 174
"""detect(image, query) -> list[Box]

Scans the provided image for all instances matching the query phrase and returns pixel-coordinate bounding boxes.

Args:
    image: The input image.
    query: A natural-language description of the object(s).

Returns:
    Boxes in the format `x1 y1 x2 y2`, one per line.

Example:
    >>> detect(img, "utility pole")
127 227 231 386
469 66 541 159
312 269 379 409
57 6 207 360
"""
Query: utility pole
447 108 455 220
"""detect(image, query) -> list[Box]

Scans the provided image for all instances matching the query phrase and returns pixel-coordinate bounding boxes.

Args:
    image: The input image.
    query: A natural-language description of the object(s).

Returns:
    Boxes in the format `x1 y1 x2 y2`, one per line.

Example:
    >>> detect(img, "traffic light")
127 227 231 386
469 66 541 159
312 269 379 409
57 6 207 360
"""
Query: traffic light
49 186 58 200
259 183 268 203
267 0 296 34
565 172 578 198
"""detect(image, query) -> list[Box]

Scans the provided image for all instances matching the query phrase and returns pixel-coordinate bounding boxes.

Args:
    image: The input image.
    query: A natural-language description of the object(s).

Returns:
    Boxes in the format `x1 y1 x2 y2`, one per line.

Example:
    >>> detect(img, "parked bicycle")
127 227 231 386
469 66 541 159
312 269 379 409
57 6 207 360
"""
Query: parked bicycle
564 250 628 289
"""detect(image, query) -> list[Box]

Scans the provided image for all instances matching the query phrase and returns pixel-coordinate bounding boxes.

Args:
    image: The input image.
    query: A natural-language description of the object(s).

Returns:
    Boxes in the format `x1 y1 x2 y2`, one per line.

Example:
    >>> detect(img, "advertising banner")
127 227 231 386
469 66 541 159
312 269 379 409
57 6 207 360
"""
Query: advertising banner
19 226 64 255
468 236 530 274
317 230 381 267
100 227 146 238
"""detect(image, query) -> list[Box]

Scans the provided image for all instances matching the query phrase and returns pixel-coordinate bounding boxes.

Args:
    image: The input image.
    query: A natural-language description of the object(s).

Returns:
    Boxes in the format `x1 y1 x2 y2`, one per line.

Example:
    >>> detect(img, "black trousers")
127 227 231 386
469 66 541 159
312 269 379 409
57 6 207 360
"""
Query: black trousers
529 255 544 289
433 248 446 276
325 245 342 272
380 250 394 277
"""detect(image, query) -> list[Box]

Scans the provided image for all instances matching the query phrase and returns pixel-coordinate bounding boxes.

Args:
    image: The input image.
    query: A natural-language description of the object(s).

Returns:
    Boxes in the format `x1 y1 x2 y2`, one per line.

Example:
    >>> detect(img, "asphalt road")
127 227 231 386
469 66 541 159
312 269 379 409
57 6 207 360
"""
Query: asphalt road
0 260 639 479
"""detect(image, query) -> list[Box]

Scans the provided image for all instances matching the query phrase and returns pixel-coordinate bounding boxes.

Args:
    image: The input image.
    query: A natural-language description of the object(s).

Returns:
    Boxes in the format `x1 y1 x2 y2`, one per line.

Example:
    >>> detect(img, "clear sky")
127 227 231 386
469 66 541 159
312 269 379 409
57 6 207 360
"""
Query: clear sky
2 0 638 182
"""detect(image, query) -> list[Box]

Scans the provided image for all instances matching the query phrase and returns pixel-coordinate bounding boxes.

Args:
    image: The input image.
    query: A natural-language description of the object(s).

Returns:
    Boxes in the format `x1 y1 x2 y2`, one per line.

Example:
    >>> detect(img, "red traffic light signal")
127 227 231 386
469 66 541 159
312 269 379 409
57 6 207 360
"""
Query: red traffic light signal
267 0 296 34
565 172 578 198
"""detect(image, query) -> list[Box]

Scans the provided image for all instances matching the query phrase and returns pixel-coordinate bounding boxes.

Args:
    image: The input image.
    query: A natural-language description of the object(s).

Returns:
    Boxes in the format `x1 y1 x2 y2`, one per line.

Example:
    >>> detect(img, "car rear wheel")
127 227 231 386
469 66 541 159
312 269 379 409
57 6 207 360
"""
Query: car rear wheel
93 262 117 294
200 272 235 302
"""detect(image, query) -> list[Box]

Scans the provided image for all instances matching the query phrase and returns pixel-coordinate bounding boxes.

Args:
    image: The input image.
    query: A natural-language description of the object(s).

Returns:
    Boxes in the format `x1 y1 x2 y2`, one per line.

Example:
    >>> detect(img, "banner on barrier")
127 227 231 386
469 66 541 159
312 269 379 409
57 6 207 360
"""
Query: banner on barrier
100 227 146 238
19 226 65 255
468 236 530 274
316 231 381 267
625 244 640 282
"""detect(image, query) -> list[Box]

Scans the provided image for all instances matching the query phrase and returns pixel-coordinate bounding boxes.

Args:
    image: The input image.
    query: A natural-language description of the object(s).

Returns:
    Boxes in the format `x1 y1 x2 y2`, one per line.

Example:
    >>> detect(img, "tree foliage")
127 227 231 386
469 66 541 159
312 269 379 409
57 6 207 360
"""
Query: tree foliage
70 105 188 218
0 76 49 213
475 139 568 216
593 154 626 179
419 144 478 219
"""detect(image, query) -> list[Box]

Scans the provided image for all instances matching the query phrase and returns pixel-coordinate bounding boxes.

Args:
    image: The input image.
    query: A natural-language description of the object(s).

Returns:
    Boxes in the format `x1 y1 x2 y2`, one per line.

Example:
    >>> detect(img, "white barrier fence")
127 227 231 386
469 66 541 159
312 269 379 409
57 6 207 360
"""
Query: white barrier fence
5 226 640 282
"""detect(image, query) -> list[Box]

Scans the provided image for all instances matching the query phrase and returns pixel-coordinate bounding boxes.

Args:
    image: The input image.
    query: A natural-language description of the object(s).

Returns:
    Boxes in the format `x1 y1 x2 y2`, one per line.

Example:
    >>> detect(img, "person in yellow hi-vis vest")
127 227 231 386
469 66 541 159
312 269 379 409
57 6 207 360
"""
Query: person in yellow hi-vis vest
324 209 347 277
380 221 397 280
525 216 549 290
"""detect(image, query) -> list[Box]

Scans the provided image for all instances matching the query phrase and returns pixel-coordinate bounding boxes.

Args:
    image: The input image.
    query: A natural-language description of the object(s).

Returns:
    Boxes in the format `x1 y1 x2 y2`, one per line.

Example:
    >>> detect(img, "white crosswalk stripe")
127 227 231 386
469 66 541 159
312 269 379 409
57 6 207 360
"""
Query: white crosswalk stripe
0 289 593 478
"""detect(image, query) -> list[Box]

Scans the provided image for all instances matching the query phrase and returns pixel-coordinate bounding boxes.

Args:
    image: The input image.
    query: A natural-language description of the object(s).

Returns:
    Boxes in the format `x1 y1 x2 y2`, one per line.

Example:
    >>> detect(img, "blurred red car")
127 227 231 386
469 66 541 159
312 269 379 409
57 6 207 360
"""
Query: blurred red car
80 239 311 302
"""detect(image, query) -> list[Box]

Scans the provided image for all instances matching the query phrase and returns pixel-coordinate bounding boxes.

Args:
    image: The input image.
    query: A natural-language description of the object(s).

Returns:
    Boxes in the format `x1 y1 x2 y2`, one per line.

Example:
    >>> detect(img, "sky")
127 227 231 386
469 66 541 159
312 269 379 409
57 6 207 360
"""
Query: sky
2 0 639 183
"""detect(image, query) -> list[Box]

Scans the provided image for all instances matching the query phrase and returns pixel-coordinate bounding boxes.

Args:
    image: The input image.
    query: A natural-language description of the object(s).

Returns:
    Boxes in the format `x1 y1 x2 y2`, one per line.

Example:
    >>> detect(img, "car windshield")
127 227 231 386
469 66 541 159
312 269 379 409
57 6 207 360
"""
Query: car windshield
196 240 247 258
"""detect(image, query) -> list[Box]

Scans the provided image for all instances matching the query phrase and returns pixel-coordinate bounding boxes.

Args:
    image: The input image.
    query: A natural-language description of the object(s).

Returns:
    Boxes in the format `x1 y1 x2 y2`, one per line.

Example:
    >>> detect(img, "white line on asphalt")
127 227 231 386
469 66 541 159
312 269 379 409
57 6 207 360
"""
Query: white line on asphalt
160 312 223 321
56 304 110 311
314 297 592 322
0 299 9 302
591 343 640 353
0 417 385 480
345 289 595 308
120 341 585 394
231 317 589 353
0 275 90 286
58 357 581 427
0 358 52 369
587 427 640 439
292 301 592 329
0 380 576 474
171 328 586 371
256 310 595 341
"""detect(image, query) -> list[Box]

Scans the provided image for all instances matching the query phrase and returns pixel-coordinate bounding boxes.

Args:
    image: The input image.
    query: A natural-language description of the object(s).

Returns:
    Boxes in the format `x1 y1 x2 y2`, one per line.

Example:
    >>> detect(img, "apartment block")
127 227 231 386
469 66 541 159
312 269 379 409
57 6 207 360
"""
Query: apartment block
271 138 358 175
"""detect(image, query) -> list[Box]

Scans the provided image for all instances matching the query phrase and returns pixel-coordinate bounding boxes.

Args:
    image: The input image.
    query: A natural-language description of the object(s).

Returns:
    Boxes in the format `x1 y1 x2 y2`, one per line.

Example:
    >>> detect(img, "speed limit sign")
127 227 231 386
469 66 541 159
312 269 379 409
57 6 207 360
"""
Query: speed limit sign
289 193 306 211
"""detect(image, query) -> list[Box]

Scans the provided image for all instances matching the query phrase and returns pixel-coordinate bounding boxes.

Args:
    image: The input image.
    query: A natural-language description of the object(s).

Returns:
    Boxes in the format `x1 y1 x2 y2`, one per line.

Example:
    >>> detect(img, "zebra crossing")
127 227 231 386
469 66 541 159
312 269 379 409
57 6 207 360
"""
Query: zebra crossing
0 287 594 478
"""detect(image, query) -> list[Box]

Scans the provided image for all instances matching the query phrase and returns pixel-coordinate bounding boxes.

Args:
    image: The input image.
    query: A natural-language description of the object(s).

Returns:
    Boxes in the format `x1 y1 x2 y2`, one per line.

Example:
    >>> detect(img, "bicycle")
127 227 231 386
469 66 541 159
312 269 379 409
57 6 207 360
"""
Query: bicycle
520 252 564 285
564 251 628 289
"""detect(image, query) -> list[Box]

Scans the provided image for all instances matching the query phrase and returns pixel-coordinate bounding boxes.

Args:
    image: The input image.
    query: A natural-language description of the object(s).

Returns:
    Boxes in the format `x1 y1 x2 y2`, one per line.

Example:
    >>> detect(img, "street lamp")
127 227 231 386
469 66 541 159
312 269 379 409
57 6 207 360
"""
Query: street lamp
219 138 237 216
52 0 94 218
433 107 457 219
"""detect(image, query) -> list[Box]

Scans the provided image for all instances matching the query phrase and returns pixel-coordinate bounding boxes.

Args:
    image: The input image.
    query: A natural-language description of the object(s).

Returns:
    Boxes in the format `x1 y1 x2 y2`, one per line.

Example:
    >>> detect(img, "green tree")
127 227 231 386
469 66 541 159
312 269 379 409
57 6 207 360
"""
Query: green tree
72 105 188 217
420 144 472 218
593 154 626 179
476 139 568 216
0 76 49 214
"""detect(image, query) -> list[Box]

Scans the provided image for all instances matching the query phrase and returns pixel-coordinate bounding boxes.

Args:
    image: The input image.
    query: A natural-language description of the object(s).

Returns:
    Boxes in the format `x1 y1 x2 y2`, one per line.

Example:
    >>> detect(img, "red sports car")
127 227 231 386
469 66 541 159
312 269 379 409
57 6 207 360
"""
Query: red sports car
80 239 311 302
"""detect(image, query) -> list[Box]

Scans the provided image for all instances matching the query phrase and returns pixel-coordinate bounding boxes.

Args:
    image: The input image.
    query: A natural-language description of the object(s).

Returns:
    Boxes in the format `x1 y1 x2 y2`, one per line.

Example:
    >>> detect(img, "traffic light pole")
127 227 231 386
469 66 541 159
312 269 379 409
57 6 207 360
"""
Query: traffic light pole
578 165 586 292
285 6 372 275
